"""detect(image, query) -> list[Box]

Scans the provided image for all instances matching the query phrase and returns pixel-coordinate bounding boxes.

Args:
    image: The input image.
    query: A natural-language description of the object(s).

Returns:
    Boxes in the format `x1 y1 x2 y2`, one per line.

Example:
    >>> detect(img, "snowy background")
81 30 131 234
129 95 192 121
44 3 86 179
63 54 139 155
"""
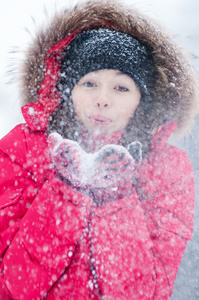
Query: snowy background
0 0 199 299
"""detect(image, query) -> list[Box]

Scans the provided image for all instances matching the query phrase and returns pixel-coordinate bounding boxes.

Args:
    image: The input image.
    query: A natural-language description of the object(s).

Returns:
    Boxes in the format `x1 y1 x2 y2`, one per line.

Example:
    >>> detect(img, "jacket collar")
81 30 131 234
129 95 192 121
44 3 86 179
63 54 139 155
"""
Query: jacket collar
151 121 177 150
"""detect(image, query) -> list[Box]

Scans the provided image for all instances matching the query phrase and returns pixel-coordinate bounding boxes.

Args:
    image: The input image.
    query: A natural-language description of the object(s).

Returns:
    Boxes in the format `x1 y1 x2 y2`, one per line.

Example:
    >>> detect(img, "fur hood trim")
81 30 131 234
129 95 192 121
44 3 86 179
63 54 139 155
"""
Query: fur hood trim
19 0 198 135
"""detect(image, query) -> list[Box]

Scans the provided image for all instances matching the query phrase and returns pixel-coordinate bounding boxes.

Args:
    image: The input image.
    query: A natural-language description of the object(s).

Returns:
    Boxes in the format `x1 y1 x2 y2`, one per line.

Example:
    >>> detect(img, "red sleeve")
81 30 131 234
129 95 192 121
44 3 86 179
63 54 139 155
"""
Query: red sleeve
1 173 92 299
0 125 38 259
140 147 195 299
0 126 92 299
87 147 194 300
0 125 39 298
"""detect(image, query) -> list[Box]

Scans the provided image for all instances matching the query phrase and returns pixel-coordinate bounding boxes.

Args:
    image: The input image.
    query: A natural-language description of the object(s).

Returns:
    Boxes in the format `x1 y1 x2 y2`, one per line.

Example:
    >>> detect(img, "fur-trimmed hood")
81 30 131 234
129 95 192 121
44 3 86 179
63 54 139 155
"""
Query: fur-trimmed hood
19 0 198 136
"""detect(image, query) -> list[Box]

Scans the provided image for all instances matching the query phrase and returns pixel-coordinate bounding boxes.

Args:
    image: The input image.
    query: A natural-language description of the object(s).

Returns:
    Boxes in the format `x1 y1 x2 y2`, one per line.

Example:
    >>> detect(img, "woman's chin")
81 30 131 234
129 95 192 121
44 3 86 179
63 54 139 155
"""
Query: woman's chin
91 128 106 135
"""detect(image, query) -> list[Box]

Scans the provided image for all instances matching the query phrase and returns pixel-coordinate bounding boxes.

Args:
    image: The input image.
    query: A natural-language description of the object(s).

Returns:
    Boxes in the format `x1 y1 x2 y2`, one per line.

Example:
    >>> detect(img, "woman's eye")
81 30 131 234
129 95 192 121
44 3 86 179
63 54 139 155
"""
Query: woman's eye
115 86 129 92
83 81 96 87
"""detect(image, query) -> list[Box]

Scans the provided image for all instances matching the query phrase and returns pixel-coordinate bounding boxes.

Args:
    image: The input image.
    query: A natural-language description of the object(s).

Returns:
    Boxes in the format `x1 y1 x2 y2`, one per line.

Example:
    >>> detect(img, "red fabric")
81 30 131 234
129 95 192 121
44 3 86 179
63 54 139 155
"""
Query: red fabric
0 123 195 299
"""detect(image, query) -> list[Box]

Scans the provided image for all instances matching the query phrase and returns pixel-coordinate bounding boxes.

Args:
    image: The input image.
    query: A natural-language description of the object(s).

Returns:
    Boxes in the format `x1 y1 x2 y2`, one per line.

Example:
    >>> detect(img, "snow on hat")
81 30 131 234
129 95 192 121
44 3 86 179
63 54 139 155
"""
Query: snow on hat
58 28 157 100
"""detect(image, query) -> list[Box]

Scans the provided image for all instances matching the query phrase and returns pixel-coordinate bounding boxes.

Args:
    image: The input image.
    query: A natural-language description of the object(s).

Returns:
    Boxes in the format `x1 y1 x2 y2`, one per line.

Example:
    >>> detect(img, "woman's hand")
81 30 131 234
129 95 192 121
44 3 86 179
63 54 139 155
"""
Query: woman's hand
90 144 136 188
48 133 87 187
48 133 140 190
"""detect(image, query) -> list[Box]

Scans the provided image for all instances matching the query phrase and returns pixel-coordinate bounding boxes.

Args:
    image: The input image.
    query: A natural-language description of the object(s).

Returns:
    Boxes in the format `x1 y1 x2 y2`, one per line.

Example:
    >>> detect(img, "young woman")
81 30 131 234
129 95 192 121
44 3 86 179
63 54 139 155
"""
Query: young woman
0 1 198 299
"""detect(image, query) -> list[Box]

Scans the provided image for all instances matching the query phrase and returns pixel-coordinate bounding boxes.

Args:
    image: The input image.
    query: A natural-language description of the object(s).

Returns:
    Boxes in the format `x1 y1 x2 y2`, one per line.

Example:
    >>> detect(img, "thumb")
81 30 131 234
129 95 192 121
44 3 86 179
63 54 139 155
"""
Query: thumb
127 141 142 164
47 132 63 153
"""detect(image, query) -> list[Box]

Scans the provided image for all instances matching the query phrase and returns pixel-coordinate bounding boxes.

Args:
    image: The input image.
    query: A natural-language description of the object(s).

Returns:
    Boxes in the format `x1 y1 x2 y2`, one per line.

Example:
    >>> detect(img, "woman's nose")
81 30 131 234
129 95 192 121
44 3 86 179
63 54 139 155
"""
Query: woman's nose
95 88 111 108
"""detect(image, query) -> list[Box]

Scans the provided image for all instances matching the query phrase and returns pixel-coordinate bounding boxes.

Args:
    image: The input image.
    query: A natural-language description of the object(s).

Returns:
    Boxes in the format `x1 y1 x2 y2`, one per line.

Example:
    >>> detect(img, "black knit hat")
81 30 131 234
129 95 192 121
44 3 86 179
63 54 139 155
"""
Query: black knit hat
58 28 156 100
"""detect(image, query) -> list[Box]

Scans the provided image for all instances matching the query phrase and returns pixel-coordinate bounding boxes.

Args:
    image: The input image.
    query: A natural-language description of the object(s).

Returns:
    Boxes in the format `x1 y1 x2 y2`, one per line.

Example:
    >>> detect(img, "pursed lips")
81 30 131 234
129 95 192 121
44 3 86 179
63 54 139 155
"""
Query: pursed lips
89 115 112 124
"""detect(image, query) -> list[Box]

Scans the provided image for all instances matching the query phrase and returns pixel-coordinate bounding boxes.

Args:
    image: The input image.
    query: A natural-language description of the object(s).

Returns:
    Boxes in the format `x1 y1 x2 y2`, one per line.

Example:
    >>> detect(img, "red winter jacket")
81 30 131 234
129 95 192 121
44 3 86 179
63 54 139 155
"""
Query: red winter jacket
0 122 195 300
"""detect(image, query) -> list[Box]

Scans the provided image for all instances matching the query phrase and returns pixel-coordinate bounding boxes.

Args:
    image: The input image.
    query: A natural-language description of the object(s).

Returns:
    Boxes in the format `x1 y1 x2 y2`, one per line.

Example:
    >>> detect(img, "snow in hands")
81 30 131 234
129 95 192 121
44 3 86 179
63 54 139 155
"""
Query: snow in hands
48 132 137 189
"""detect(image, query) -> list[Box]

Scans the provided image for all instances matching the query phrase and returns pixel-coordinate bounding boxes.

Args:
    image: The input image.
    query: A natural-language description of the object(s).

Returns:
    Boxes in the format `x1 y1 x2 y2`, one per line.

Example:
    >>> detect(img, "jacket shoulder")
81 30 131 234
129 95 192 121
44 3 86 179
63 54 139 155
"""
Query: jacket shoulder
137 141 194 190
152 142 194 180
0 124 47 166
158 142 192 166
0 124 27 161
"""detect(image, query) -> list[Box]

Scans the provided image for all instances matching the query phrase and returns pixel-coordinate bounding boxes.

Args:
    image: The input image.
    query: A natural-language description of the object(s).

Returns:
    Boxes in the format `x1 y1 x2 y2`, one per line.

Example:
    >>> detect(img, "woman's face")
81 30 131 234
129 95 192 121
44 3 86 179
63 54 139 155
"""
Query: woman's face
71 69 141 135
